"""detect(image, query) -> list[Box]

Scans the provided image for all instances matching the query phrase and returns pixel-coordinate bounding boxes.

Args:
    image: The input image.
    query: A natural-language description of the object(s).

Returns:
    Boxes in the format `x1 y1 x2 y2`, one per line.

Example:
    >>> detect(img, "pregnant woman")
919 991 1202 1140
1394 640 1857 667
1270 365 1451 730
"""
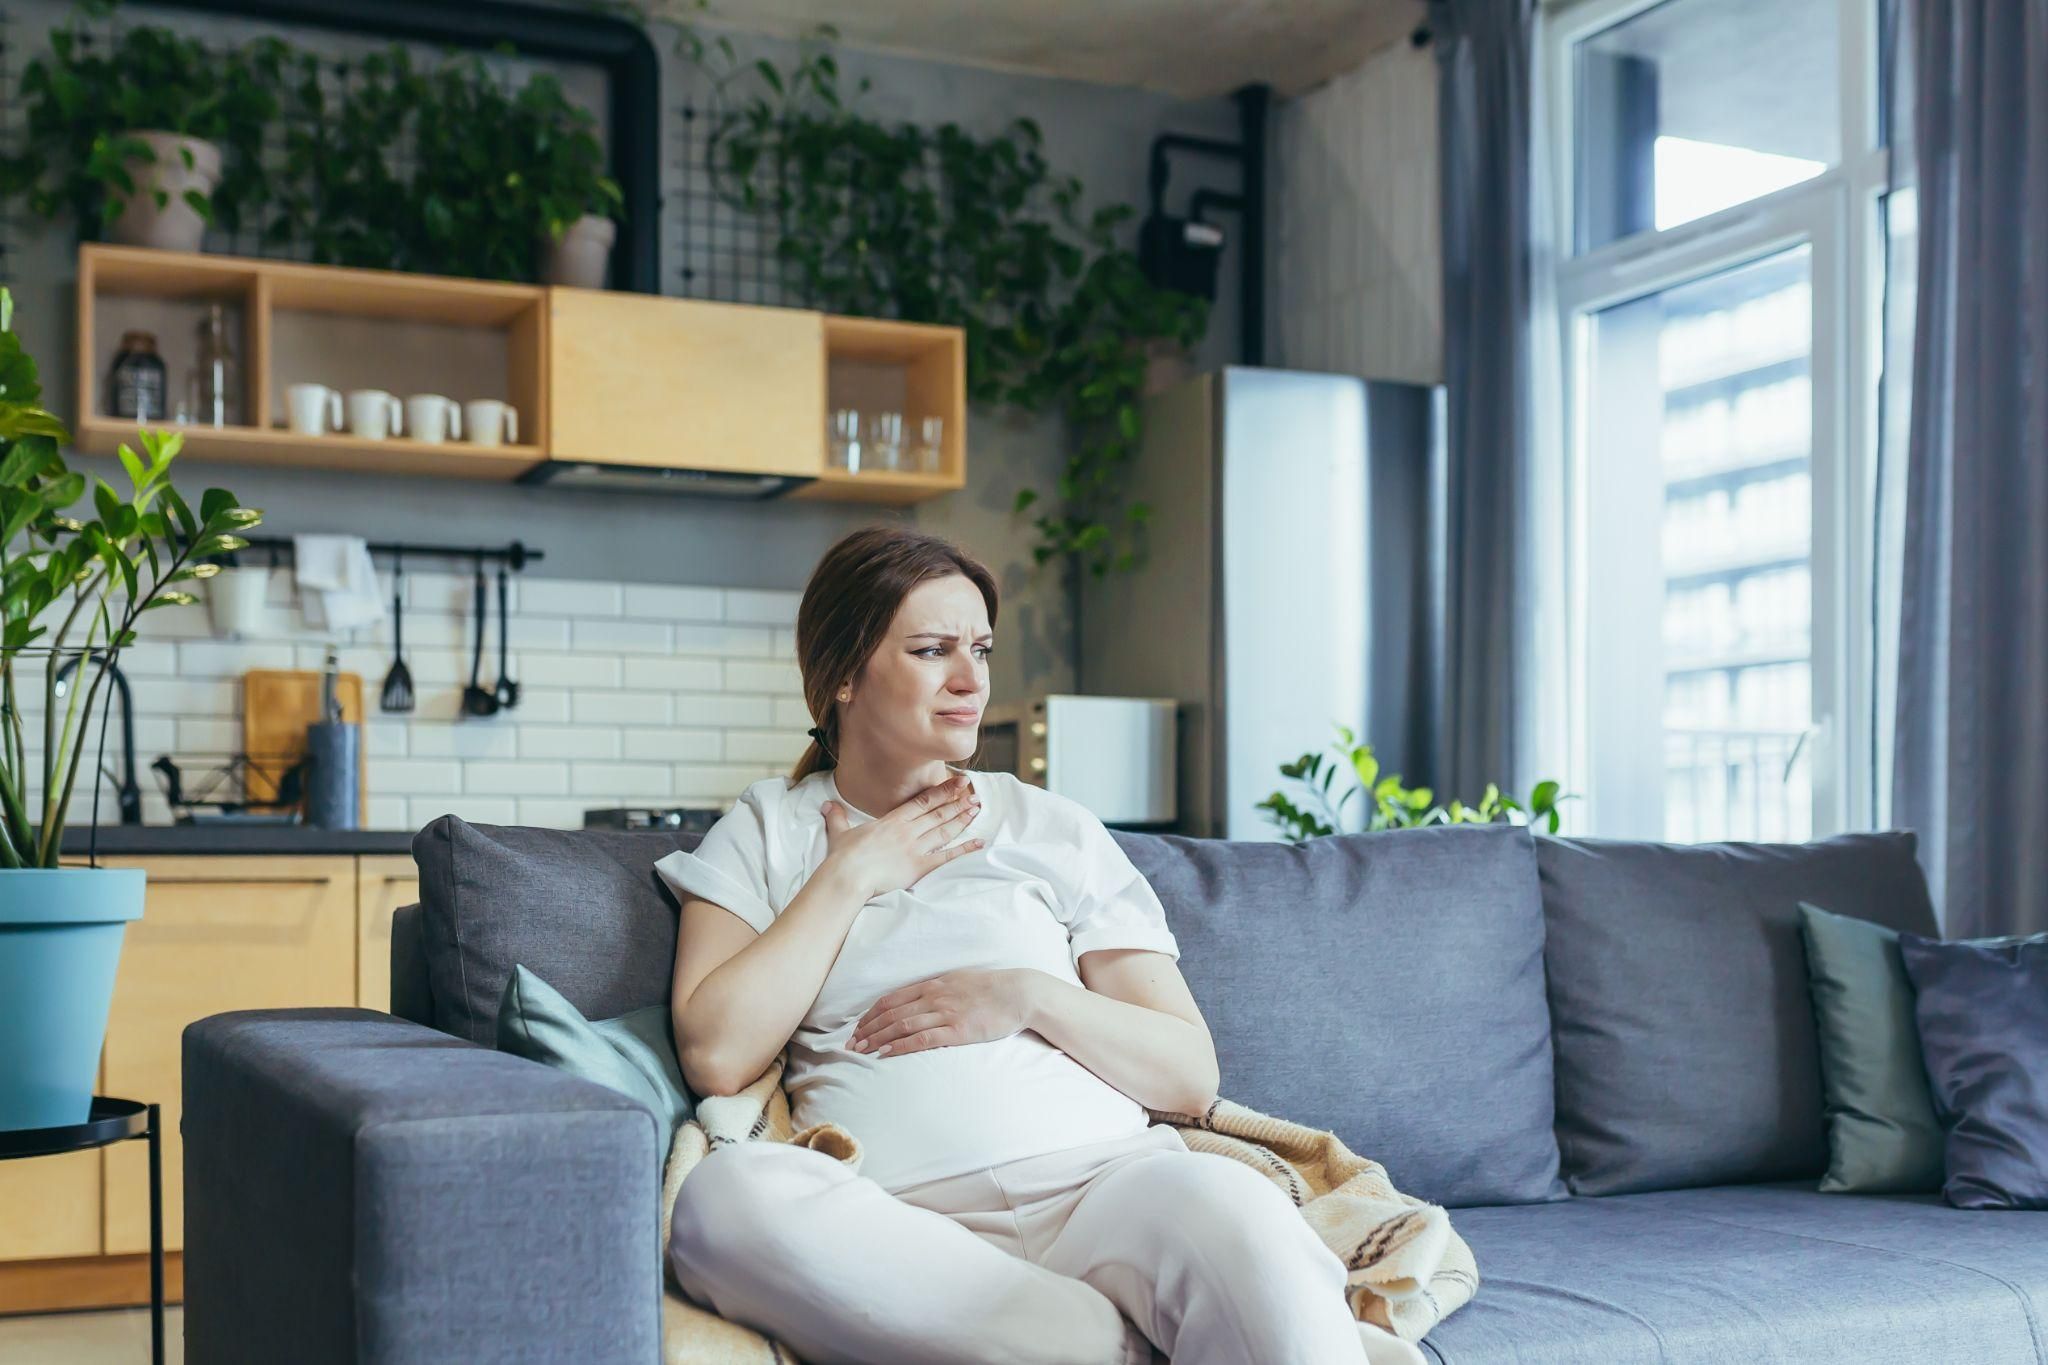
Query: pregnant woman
660 526 1385 1365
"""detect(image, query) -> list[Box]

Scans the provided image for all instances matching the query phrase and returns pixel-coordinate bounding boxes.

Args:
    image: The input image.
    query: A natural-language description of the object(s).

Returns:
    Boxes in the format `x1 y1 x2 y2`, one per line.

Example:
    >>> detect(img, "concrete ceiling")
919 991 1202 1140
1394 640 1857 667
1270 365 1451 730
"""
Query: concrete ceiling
664 0 1430 100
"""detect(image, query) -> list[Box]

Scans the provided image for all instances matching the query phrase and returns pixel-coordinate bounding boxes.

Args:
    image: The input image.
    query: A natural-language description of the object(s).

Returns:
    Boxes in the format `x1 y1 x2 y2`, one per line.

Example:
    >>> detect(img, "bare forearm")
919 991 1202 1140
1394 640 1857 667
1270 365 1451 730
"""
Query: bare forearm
678 859 868 1095
1024 971 1219 1115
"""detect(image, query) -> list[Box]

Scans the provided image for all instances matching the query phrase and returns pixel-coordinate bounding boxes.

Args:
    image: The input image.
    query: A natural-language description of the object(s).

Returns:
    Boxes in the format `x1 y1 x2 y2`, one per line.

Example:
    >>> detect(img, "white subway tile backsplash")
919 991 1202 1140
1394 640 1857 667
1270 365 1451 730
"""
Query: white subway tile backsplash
464 761 569 795
410 796 518 825
520 652 619 689
622 584 722 621
122 571 816 828
573 690 673 725
365 759 464 795
673 624 774 657
572 762 671 797
408 724 518 760
516 797 599 828
519 725 621 760
616 727 721 762
520 579 621 617
572 619 672 655
621 656 722 691
723 661 803 695
177 718 241 753
723 729 807 764
725 589 801 626
177 641 297 677
673 763 780 793
670 692 773 727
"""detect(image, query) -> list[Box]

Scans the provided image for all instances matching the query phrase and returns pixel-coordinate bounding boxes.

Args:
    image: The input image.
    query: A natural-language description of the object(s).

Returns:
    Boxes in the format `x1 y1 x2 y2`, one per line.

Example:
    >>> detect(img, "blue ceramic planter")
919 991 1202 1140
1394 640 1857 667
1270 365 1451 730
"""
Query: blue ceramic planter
0 867 145 1131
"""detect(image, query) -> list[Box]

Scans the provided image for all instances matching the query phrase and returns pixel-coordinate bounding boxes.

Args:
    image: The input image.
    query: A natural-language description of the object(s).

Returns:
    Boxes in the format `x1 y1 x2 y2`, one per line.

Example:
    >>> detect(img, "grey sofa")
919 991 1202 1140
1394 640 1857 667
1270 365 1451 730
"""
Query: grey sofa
183 816 2048 1364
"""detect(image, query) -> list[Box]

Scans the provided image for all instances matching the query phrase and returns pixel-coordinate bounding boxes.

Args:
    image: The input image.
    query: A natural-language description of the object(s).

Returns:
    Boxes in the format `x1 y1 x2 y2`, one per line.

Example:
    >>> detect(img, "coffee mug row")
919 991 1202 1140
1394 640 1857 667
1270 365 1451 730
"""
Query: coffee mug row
285 383 520 446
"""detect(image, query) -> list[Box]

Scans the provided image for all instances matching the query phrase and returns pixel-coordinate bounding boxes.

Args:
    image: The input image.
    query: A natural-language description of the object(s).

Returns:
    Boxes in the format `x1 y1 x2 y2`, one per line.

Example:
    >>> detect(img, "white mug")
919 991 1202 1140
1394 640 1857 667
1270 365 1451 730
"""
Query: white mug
463 398 519 447
404 393 462 445
346 389 403 440
285 383 343 436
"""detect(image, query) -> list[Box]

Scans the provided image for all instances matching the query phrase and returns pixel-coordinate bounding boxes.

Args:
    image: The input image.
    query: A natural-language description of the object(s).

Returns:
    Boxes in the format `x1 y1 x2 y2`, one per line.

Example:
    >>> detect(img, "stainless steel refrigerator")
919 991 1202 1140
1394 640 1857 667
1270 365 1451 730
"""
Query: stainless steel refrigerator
1078 367 1445 840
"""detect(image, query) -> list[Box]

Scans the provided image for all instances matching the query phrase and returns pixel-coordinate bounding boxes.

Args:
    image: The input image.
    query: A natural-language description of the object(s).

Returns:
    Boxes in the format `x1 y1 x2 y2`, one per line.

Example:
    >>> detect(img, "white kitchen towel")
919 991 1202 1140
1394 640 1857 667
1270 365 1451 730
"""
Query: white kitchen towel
293 534 385 633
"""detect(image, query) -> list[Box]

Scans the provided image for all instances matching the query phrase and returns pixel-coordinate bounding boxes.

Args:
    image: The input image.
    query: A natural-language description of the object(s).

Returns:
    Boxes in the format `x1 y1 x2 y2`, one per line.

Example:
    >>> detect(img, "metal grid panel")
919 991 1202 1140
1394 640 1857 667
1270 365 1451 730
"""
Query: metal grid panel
671 91 809 308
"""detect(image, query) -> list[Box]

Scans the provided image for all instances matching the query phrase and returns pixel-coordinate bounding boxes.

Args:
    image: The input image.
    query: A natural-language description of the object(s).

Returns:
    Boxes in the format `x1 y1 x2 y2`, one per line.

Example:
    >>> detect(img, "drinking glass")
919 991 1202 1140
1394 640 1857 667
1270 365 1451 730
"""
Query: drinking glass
865 410 904 472
913 416 945 473
829 408 862 472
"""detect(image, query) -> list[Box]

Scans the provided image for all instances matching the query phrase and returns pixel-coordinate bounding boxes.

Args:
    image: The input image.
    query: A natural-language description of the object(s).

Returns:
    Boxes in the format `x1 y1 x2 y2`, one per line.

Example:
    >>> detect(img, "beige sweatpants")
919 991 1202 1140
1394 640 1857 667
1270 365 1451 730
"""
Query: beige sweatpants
668 1122 1426 1365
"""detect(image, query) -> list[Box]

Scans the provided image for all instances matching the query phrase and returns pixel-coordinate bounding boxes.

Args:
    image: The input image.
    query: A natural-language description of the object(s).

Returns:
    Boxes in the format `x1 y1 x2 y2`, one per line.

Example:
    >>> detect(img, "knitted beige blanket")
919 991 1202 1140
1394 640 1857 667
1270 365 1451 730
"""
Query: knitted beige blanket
657 1055 1478 1364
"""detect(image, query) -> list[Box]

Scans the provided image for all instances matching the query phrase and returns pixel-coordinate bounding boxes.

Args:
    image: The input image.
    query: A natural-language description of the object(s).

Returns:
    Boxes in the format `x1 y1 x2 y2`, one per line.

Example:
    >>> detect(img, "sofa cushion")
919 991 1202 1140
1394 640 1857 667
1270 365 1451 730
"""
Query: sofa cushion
1797 901 1945 1193
1538 833 1938 1197
1114 822 1564 1208
495 963 696 1168
1422 1183 2048 1364
1900 930 2048 1210
413 817 698 1043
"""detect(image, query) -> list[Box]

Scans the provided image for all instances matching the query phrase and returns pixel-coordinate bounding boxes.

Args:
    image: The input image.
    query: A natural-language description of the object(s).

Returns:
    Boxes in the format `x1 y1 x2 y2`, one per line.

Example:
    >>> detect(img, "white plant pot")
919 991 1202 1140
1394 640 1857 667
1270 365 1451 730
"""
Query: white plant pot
543 213 617 290
204 566 272 639
106 131 223 253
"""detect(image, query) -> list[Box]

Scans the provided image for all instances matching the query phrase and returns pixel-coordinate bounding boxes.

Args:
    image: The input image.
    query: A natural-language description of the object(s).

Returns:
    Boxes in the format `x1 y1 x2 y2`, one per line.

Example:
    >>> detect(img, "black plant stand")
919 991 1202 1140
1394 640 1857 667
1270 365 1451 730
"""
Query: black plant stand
0 1099 163 1364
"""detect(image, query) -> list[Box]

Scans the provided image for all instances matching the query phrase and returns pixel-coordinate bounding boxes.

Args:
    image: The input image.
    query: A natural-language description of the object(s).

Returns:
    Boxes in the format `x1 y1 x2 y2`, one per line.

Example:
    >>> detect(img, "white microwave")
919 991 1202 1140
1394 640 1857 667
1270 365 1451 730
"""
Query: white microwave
976 694 1179 829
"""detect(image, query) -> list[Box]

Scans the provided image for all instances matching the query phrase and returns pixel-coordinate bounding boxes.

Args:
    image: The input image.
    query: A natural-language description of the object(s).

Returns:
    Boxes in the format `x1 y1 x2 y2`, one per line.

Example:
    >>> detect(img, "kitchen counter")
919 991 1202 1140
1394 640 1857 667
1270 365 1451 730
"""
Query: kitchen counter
59 825 419 858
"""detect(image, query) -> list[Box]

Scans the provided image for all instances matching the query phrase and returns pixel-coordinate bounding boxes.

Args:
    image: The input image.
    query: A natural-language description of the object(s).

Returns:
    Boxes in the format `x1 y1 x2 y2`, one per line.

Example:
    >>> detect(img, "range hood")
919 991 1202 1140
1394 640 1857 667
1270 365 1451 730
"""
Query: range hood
518 460 813 499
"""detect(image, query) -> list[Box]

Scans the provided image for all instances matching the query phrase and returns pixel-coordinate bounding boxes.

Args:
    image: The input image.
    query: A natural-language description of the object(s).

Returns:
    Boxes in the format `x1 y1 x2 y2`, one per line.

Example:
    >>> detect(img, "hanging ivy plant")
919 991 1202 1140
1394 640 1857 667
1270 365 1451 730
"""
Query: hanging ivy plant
684 28 1209 579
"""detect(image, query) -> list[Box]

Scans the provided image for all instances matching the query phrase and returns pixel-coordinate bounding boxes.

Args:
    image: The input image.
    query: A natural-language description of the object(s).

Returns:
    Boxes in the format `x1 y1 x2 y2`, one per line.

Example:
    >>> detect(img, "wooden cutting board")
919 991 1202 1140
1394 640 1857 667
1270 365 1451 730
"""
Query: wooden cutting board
242 669 367 823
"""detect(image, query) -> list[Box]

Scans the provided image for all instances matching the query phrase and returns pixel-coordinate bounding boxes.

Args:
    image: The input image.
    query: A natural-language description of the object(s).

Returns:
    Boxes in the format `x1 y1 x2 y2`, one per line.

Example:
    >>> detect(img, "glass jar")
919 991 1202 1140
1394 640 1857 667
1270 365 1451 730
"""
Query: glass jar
188 303 241 427
107 331 168 421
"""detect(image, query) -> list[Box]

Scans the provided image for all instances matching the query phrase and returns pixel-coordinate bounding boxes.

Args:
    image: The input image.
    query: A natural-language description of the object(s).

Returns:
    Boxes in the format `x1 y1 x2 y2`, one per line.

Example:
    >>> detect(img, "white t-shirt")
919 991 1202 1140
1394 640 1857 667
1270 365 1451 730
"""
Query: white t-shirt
654 763 1181 1192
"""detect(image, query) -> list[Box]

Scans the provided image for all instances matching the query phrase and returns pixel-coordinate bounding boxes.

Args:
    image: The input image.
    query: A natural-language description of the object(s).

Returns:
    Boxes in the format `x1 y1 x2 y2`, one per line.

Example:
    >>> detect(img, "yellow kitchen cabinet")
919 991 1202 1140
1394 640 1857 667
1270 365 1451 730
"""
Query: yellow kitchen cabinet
547 287 826 477
357 855 421 1015
96 856 357 1255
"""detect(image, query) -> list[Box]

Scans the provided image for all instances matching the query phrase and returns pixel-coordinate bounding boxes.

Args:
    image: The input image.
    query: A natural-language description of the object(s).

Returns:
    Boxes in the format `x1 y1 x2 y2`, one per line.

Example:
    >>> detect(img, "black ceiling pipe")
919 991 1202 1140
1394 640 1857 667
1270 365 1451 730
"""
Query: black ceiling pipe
118 0 661 294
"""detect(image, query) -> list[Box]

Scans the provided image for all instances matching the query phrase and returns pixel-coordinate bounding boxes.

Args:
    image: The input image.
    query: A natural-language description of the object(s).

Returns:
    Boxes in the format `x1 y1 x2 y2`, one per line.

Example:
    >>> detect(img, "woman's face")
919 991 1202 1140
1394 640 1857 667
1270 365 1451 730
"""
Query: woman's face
841 574 991 764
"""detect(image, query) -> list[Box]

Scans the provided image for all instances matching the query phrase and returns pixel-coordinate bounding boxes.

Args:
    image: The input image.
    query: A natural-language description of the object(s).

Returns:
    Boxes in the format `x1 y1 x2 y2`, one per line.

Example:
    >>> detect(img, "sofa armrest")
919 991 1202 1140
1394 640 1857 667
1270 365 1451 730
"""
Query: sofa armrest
183 1008 661 1365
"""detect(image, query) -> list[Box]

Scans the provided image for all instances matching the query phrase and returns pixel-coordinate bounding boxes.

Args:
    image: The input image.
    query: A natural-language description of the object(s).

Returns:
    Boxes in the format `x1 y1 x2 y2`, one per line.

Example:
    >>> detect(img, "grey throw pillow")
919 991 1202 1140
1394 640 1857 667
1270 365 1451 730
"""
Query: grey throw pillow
496 963 695 1166
1797 901 1944 1193
1898 931 2048 1210
413 816 698 1043
1113 822 1565 1209
1539 833 1937 1196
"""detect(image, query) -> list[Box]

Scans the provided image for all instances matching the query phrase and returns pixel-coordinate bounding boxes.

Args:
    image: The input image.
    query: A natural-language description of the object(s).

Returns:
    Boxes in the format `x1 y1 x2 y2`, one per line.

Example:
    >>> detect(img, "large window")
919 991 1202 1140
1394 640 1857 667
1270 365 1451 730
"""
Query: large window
1545 0 1887 841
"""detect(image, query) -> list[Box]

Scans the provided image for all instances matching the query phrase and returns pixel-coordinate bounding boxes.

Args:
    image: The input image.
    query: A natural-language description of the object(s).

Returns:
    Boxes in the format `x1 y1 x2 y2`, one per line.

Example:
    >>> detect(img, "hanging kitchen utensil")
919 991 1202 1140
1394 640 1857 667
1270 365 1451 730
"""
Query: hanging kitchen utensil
379 552 415 713
493 564 520 711
461 556 500 718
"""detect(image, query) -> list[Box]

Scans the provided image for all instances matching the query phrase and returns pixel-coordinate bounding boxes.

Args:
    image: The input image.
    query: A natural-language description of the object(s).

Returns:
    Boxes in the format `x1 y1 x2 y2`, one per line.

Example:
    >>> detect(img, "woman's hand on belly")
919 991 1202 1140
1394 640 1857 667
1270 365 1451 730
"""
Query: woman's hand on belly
848 967 1043 1057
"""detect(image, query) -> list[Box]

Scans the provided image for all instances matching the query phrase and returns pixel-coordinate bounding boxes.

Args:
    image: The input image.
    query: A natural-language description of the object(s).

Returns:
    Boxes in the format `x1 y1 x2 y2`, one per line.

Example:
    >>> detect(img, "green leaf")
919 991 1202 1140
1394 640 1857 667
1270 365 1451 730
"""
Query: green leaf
143 591 198 609
116 442 145 490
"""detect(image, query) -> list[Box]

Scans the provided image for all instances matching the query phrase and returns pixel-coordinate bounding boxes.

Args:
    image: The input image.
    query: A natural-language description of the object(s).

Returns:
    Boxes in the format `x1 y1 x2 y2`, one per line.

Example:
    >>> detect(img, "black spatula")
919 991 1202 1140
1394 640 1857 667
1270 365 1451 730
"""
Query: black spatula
379 554 415 713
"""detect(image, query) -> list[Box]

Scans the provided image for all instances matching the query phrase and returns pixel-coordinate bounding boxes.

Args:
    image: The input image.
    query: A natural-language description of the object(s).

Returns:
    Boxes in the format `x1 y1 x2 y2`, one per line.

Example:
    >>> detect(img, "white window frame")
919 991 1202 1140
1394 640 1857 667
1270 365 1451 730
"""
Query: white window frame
1539 0 1890 839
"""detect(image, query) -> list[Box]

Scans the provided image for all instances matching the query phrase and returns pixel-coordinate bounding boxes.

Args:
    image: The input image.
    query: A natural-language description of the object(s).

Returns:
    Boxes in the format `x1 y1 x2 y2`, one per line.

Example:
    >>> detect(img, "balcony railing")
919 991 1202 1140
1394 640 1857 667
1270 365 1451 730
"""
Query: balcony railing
1664 726 1812 842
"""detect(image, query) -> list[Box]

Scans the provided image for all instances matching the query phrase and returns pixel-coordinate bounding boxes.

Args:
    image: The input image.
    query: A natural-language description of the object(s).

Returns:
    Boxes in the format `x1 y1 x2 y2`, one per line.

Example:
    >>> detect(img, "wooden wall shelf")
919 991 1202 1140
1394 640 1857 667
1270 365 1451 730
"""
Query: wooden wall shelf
75 244 970 503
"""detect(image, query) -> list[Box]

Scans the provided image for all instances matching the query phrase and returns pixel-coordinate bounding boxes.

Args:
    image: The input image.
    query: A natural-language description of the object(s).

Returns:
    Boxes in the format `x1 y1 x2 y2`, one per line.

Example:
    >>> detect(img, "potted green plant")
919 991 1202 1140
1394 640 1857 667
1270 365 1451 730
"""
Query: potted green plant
0 288 260 1131
520 72 623 289
0 23 285 252
1257 723 1570 845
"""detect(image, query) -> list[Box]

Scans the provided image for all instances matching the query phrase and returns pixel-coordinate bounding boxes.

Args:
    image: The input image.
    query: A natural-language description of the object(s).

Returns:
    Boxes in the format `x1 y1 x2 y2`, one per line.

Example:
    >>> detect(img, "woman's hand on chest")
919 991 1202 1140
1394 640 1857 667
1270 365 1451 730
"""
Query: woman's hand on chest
848 967 1044 1057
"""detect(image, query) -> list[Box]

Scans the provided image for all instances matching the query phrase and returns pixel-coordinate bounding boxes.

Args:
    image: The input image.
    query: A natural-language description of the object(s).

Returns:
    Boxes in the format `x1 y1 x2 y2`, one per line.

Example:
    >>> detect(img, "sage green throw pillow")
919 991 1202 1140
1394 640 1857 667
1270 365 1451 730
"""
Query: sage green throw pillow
1797 902 1944 1193
495 964 695 1161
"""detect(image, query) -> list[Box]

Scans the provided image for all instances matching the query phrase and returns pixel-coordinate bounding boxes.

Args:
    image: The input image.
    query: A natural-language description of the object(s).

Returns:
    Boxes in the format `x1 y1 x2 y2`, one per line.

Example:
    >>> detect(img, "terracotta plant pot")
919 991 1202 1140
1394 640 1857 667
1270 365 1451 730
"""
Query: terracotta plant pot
543 213 616 290
106 131 222 253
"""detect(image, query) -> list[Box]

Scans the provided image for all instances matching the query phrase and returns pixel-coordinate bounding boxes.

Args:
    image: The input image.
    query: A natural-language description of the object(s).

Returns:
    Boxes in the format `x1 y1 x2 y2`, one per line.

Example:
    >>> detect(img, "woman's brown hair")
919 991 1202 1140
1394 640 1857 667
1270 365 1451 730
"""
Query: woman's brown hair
790 526 999 783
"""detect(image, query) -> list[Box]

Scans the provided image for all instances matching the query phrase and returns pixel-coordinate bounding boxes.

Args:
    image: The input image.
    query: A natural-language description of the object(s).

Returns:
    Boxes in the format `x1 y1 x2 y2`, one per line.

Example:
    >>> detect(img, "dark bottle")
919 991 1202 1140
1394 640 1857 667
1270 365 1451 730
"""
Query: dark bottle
108 331 168 421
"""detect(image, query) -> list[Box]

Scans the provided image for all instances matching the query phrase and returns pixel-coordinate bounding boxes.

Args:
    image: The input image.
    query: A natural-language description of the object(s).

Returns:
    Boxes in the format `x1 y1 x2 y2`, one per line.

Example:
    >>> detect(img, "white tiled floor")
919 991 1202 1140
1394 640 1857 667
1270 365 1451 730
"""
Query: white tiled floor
0 1306 182 1363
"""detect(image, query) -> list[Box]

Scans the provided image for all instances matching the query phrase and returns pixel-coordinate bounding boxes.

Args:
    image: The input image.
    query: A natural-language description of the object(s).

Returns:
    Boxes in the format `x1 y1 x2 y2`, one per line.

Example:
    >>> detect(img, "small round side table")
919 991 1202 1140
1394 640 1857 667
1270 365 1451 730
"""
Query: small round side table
0 1098 164 1364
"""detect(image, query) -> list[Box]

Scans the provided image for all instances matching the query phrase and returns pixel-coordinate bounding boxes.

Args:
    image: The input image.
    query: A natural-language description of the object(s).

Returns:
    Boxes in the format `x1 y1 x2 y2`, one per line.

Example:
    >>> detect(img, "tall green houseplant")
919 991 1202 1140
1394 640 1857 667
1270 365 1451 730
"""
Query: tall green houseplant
0 287 261 1132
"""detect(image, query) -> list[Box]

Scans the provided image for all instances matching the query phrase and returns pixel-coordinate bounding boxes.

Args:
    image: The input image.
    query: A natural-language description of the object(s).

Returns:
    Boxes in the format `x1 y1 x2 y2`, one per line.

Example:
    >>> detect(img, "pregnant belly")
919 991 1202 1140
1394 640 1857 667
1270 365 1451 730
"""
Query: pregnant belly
786 1031 1150 1192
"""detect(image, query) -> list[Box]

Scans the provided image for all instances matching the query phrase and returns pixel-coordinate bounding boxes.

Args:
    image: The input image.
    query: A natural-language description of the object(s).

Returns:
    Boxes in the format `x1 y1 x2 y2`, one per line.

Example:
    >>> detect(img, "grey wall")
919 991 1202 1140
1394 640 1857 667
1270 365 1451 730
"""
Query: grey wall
1 0 1244 703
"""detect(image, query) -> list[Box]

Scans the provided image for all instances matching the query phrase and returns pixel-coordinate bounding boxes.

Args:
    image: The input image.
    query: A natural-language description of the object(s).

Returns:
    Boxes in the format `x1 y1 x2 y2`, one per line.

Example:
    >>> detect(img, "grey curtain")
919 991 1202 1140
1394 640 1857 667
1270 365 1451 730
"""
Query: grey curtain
1890 0 2048 937
1428 0 1535 799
